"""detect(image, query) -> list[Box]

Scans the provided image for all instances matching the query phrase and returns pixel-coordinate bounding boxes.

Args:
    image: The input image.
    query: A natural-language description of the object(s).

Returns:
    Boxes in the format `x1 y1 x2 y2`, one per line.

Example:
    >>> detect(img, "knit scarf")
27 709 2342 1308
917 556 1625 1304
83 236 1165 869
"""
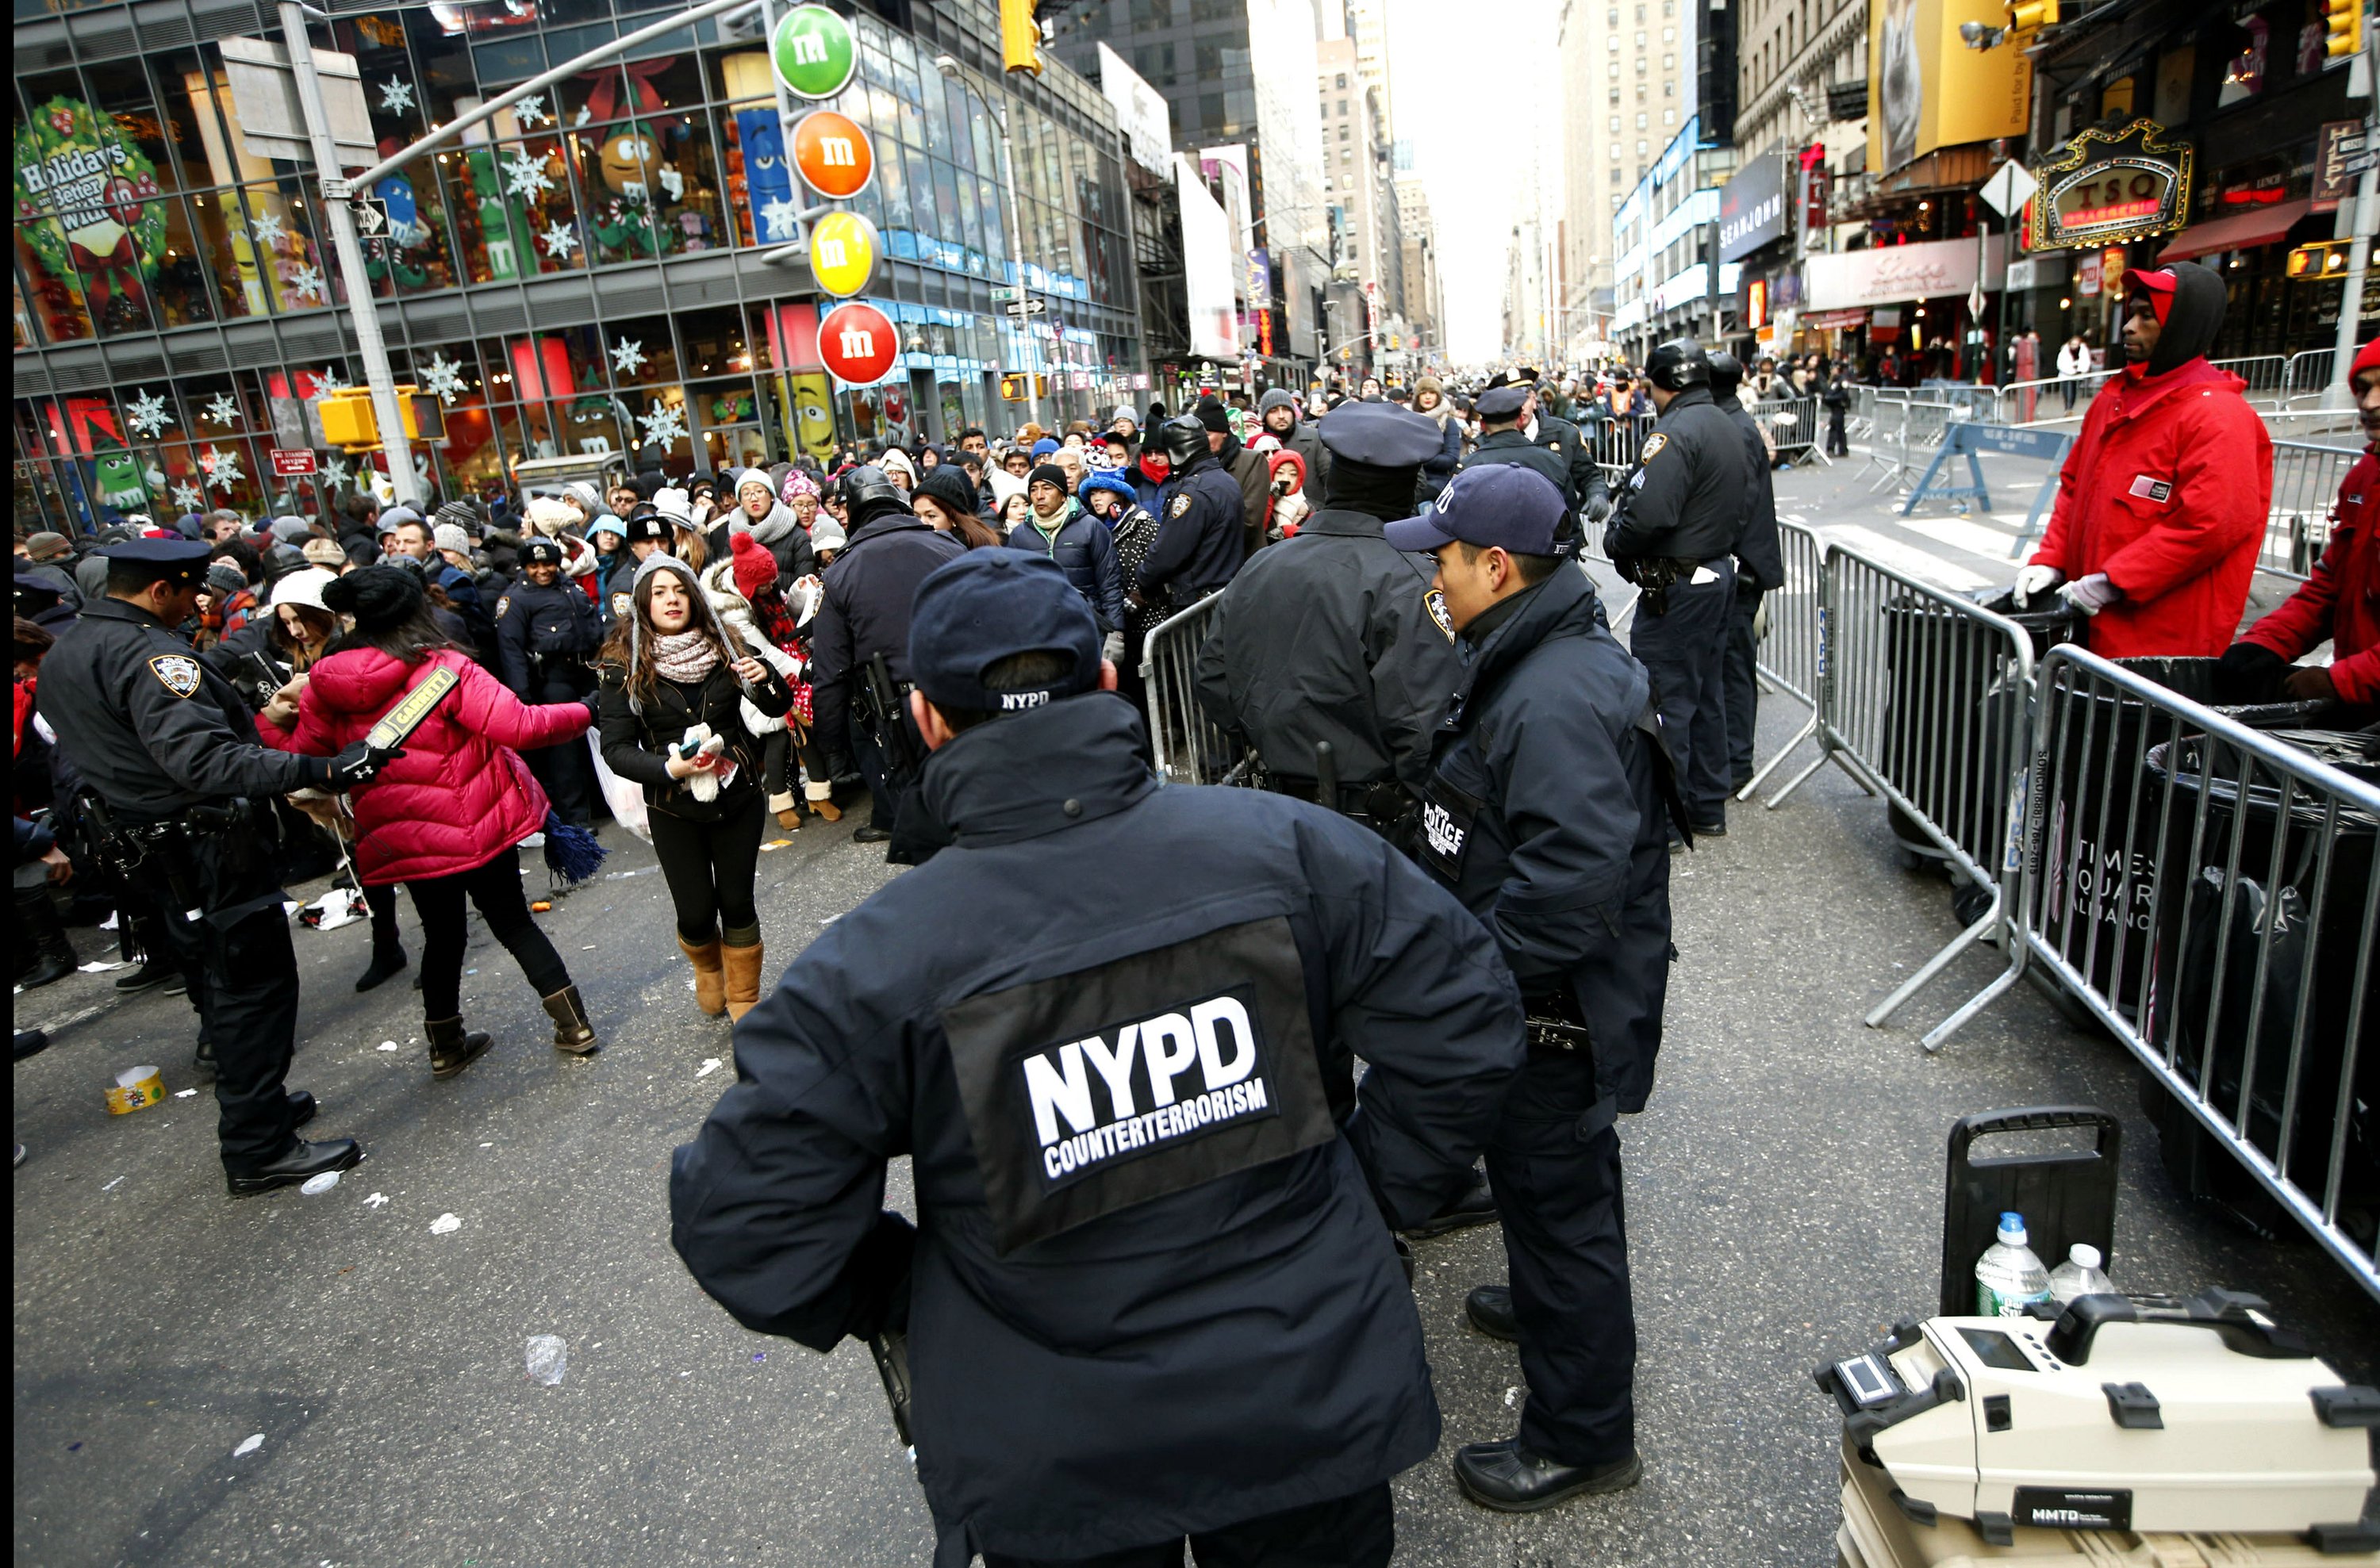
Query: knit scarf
651 628 720 685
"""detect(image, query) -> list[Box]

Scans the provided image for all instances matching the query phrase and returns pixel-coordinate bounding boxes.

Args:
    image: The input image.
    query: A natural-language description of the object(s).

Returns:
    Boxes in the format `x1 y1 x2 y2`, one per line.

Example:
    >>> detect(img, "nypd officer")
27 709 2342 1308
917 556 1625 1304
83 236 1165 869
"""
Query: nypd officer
1135 414 1247 609
40 539 390 1196
1461 382 1573 498
1192 398 1463 817
1384 464 1679 1512
1706 350 1787 792
672 550 1526 1567
497 535 602 827
1604 338 1747 838
1513 368 1611 516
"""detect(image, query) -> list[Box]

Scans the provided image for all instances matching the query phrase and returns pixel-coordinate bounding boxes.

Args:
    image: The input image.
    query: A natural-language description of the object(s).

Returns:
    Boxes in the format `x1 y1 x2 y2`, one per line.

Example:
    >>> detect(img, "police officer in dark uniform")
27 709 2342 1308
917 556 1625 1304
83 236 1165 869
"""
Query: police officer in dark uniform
808 466 964 845
1384 465 1680 1512
1511 368 1611 517
1192 399 1462 818
605 509 671 625
1461 383 1573 497
1135 415 1246 609
1604 338 1747 838
1706 351 1787 792
39 539 391 1196
672 550 1525 1566
497 536 602 827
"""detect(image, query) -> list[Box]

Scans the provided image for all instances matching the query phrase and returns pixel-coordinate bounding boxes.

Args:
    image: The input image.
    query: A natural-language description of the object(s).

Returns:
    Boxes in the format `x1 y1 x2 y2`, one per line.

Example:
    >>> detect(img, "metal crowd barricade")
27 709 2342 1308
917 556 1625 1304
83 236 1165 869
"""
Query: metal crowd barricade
1756 393 1828 466
2266 442 2359 580
1929 649 2379 1299
1737 520 1832 803
1137 593 1252 786
1818 546 2040 1037
1588 410 1657 480
1847 384 1881 440
2282 347 2340 408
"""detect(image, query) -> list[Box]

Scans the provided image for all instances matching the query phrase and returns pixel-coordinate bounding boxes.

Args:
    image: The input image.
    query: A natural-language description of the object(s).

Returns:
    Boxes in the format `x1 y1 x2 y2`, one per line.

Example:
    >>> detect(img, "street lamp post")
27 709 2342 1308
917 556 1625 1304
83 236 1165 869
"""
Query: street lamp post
934 55 1041 431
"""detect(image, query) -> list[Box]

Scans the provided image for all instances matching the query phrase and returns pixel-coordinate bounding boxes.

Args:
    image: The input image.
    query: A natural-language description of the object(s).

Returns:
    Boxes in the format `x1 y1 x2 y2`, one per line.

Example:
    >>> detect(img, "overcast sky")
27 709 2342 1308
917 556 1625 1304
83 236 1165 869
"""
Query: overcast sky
1384 0 1559 364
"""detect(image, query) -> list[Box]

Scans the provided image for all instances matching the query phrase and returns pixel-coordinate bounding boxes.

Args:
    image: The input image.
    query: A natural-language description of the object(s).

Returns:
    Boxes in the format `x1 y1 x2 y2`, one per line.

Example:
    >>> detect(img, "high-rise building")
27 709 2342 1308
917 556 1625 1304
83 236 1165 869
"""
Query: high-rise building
1315 33 1405 374
1557 0 1700 360
1050 0 1327 384
1394 174 1445 359
13 0 1144 531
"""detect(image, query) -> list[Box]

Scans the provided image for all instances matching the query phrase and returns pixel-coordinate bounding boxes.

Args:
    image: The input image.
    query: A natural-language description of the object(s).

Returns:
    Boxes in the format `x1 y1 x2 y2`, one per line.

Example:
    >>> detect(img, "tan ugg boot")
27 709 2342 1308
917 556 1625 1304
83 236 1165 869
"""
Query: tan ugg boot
679 936 727 1017
720 930 765 1022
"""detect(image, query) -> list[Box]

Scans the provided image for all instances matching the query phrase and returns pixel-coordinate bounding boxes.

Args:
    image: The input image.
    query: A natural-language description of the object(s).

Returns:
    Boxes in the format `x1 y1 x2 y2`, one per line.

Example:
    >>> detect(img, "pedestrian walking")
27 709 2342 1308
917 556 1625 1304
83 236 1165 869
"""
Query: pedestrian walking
1384 464 1679 1512
671 549 1525 1568
1605 338 1748 838
40 539 391 1195
598 555 796 1020
261 565 599 1073
2013 263 2271 657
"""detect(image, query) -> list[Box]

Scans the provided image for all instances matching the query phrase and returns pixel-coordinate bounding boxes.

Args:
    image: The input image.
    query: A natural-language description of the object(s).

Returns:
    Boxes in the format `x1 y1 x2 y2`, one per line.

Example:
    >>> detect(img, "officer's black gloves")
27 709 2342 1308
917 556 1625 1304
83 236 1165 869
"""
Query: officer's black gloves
2213 642 2289 706
1583 493 1614 526
320 740 404 792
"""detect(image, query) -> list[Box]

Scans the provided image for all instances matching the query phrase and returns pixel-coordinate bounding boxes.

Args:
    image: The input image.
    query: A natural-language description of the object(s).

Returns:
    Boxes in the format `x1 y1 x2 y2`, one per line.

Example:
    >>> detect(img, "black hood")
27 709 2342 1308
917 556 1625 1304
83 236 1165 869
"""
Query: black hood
2140 260 2227 378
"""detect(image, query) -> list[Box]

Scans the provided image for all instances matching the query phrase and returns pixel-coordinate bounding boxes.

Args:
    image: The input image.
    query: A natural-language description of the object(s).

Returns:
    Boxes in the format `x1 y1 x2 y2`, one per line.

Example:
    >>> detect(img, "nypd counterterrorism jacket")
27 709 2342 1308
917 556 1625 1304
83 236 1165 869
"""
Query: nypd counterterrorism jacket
1191 506 1463 793
1415 565 1676 1113
670 693 1525 1566
1140 450 1248 602
1603 385 1749 568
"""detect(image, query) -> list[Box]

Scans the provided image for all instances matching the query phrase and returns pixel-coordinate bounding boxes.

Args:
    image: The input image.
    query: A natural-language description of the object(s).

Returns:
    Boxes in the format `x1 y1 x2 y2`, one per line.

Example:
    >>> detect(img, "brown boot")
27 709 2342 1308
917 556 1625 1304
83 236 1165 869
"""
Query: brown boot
542 985 597 1053
805 783 842 823
679 936 726 1016
771 791 801 831
720 930 766 1022
426 1015 493 1079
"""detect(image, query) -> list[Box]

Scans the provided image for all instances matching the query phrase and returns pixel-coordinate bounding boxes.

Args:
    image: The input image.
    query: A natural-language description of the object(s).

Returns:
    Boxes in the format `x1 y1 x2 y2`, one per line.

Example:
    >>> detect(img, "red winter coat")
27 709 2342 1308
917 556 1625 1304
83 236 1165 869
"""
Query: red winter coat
2239 451 2380 705
2029 358 2271 659
258 647 588 885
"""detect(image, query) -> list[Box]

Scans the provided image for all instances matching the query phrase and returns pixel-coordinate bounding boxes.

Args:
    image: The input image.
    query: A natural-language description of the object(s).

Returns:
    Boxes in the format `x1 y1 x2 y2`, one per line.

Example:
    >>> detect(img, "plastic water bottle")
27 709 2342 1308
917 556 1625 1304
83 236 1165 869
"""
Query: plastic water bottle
1974 1212 2052 1317
2047 1243 2115 1308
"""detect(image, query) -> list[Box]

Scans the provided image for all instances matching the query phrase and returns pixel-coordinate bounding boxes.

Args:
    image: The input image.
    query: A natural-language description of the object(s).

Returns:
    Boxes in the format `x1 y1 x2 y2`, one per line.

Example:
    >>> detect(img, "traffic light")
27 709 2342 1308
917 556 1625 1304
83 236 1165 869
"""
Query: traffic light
2007 0 2058 31
2286 240 2352 278
999 374 1026 401
318 385 432 448
2324 0 2363 59
1001 0 1042 75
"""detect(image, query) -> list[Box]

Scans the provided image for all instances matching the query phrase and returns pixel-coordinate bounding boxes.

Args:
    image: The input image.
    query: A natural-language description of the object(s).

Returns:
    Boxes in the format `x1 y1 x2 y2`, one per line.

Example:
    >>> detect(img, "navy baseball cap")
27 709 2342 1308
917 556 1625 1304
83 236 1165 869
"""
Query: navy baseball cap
909 550 1102 715
1383 463 1570 556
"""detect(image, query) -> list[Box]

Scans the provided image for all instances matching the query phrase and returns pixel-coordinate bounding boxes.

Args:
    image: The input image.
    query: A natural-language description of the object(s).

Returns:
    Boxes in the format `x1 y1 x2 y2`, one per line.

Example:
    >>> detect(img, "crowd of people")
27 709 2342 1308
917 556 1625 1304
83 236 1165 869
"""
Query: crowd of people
13 272 2375 1564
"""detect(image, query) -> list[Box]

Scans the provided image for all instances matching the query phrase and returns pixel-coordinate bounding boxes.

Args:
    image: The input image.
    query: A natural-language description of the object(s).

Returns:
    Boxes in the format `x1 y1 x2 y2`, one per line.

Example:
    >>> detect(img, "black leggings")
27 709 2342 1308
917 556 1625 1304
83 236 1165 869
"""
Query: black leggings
401 848 573 1020
647 788 765 944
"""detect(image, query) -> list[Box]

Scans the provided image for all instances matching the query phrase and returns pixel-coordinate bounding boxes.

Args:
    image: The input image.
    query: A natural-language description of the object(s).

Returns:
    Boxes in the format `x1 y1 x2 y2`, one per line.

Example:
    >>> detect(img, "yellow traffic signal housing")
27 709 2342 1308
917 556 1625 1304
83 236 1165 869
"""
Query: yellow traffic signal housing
318 385 432 448
1001 0 1042 75
2286 240 2351 279
996 373 1050 401
2007 0 2059 31
2324 0 2363 59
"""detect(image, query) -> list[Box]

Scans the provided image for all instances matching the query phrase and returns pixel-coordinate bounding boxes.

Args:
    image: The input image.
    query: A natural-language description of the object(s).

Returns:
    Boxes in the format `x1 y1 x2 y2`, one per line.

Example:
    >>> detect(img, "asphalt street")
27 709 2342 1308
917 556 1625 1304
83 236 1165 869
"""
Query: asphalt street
15 462 2377 1566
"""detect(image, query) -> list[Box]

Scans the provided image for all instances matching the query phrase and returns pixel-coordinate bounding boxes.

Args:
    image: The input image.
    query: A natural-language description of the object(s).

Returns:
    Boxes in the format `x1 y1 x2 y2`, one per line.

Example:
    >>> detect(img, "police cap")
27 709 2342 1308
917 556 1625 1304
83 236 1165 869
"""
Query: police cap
520 537 566 567
1473 384 1530 420
908 550 1102 718
619 512 670 545
1316 400 1443 468
1384 464 1569 558
101 537 213 585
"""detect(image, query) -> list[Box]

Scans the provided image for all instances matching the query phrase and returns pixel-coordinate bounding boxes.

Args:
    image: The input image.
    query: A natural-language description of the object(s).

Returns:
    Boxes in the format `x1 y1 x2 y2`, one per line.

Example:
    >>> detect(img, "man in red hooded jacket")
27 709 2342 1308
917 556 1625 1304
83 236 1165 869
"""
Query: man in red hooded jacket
2014 262 2272 657
2216 335 2380 715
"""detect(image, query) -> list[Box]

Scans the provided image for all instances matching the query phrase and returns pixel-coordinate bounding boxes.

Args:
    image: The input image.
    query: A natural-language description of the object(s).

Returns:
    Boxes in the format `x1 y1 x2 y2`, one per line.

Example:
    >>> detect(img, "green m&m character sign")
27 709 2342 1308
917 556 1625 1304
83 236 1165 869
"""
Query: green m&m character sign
771 5 858 100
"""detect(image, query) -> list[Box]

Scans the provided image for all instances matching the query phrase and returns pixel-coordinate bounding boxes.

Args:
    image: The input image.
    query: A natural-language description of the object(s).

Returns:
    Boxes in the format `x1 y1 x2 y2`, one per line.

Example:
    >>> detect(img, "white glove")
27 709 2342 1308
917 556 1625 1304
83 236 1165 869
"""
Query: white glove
2013 564 2062 608
1102 631 1126 667
1751 594 1770 640
2059 572 2120 615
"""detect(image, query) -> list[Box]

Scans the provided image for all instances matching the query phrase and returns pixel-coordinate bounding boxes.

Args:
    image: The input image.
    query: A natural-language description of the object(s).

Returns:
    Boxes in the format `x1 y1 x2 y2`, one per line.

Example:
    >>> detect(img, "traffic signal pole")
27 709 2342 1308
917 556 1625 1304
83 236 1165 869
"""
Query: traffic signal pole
2326 26 2377 401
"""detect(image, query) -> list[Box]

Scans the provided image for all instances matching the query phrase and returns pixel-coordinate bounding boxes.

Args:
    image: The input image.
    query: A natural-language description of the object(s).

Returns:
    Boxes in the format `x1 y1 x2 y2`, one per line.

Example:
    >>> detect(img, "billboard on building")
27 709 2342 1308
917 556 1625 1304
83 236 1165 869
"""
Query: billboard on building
1868 0 2030 174
1177 155 1241 360
1718 144 1789 263
1096 44 1173 178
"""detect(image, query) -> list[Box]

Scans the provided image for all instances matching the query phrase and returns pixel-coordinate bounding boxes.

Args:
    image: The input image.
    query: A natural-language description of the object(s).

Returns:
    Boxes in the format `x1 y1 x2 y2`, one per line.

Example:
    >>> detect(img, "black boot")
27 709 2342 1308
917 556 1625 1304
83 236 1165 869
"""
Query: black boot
355 936 408 993
1400 1171 1499 1240
16 890 77 990
541 986 598 1054
425 1016 493 1079
114 957 182 994
225 1137 364 1198
1453 1442 1641 1512
1464 1284 1518 1342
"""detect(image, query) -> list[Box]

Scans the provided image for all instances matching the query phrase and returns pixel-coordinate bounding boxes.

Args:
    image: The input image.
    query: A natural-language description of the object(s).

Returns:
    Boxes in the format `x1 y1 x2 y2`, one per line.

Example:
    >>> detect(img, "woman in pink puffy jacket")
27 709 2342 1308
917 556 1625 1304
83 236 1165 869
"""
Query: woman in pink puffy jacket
258 565 598 1078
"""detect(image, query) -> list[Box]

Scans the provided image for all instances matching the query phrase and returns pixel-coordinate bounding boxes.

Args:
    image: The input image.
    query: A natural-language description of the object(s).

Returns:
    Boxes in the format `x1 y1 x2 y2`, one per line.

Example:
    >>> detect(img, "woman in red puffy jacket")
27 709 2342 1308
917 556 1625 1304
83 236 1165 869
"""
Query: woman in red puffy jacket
258 566 599 1077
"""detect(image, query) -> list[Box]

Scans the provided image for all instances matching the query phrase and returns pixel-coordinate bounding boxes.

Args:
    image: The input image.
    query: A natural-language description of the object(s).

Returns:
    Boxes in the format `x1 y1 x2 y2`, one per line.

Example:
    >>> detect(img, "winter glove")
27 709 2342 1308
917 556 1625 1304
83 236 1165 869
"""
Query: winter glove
1583 493 1615 526
1752 593 1771 640
2279 664 2337 703
1102 631 1126 667
2213 642 2288 704
2013 564 2063 608
2058 572 2120 615
319 740 402 792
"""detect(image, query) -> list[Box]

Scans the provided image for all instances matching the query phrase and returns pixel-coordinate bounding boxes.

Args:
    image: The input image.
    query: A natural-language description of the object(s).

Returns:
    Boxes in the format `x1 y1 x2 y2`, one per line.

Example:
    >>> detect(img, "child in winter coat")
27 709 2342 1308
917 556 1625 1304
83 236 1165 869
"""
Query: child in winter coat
1265 449 1311 541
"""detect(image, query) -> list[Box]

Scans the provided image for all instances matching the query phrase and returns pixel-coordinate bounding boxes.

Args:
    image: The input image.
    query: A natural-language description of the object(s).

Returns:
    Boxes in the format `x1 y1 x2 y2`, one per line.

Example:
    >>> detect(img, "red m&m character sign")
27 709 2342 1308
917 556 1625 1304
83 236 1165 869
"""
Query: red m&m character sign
818 301 896 385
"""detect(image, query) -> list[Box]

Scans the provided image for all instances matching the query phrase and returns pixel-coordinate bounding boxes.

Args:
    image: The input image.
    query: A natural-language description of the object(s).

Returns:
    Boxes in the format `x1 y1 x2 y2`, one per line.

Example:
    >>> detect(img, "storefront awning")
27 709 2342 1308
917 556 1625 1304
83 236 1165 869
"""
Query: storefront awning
2156 199 2313 263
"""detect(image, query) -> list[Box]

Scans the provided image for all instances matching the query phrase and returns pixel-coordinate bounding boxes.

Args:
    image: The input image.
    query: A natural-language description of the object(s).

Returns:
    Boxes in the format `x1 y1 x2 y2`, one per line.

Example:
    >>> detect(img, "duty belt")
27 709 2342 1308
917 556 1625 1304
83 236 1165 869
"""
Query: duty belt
1522 1006 1621 1142
1264 775 1390 815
